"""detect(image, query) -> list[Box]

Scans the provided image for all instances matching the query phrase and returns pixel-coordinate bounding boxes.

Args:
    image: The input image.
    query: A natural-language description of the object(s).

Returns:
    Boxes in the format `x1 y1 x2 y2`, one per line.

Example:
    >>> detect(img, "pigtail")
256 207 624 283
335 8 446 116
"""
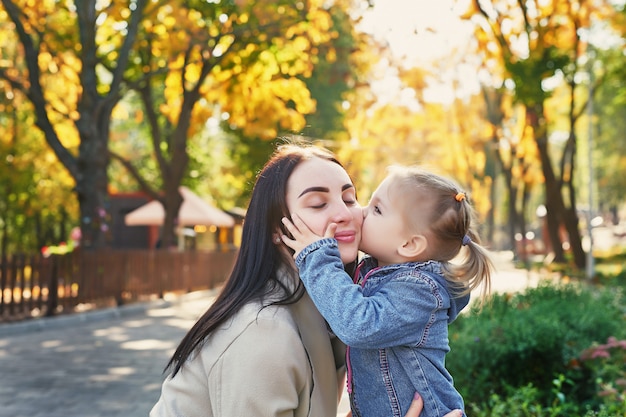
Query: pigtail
442 191 493 305
443 228 494 306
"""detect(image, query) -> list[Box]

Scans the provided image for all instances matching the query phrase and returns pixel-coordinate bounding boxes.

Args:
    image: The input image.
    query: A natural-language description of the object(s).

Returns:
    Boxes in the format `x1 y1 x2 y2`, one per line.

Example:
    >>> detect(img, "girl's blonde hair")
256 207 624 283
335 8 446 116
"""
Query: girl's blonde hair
387 166 493 302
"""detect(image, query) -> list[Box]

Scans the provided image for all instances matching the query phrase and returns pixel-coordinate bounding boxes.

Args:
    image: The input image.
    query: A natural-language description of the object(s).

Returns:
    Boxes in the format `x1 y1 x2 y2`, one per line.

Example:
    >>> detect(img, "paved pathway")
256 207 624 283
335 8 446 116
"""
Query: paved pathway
0 291 217 417
0 251 538 417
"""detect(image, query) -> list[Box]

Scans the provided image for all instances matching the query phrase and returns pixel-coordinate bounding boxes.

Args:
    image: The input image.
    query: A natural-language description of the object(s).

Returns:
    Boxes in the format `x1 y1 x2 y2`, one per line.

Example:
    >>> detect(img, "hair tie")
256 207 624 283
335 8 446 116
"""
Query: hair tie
455 192 466 202
462 235 472 246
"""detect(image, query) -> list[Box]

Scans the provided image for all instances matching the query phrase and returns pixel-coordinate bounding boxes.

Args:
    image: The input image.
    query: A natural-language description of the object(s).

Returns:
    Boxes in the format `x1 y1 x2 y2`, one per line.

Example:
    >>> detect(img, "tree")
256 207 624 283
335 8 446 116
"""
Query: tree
460 0 619 269
481 86 543 257
107 0 339 248
338 31 496 224
0 0 148 249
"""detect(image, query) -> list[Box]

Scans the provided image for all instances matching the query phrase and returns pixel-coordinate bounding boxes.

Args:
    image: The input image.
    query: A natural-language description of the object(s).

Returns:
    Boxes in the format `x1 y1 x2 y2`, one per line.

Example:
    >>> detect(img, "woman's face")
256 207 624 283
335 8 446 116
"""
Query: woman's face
285 157 362 264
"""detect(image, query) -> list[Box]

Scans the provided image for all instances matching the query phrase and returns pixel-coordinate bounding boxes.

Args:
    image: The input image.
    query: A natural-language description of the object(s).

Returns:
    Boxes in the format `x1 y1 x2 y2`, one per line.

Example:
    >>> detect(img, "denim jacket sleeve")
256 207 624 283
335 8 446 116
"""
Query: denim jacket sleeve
295 239 443 349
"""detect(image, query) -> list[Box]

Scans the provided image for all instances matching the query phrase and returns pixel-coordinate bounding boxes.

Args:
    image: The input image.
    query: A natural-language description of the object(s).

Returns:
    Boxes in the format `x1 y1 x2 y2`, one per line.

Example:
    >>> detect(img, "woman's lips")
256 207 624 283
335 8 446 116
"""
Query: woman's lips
334 231 357 243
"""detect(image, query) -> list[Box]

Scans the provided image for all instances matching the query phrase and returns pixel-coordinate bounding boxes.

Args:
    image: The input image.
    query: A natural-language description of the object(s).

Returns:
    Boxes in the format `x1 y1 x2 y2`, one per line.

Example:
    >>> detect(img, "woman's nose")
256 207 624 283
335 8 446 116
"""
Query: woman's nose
331 202 354 222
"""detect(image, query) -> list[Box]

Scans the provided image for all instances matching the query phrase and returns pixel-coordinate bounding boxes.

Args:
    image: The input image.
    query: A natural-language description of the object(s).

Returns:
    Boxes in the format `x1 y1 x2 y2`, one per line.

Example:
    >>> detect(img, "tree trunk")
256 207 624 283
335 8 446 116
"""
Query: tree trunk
495 148 519 255
507 181 519 256
74 126 111 249
72 0 146 249
562 144 585 268
73 0 109 249
519 181 532 265
486 173 496 247
160 186 184 249
564 205 586 268
528 105 567 263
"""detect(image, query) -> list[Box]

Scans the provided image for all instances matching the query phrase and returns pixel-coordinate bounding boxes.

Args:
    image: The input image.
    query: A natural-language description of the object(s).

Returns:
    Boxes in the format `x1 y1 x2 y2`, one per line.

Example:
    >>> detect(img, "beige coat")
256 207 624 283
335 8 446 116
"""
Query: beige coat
150 271 346 417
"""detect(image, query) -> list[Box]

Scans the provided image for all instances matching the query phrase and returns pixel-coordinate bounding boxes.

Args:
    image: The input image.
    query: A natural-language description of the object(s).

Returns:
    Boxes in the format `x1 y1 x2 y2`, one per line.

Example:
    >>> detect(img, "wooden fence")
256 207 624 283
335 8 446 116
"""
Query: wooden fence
0 249 238 323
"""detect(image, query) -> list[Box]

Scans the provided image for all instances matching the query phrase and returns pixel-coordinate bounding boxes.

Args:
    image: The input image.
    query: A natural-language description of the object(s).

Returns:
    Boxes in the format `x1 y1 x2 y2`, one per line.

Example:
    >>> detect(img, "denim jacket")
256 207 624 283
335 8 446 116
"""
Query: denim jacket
295 238 470 417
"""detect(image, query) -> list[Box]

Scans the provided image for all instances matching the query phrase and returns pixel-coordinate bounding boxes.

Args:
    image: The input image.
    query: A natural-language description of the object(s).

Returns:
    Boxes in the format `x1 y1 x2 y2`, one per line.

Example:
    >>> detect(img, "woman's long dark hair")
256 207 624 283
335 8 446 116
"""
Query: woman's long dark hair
166 144 343 376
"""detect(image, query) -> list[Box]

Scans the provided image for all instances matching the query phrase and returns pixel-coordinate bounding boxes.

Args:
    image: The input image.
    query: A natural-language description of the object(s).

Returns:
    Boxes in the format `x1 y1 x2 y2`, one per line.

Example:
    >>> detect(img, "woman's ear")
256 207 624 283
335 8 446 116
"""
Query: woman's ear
398 235 427 259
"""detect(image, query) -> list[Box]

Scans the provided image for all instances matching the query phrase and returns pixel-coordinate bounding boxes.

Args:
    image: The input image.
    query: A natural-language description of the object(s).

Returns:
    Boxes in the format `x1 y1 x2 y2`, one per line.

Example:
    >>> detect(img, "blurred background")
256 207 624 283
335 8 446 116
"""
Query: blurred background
1 0 625 302
2 1 626 415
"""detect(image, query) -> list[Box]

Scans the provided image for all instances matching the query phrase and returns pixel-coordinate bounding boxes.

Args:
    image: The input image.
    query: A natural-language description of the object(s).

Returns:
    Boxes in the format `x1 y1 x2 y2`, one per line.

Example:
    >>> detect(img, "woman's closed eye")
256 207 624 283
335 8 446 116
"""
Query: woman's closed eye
342 189 357 206
311 198 355 209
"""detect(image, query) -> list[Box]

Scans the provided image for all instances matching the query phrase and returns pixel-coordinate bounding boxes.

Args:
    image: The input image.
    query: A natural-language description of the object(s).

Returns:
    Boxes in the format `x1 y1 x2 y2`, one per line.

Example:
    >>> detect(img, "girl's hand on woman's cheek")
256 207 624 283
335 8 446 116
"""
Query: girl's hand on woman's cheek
280 214 335 259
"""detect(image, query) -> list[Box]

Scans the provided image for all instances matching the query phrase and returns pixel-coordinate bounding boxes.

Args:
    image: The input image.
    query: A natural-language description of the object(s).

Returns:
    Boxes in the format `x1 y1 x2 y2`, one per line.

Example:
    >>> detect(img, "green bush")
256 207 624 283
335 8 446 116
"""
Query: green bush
447 282 626 412
466 378 624 417
465 378 583 417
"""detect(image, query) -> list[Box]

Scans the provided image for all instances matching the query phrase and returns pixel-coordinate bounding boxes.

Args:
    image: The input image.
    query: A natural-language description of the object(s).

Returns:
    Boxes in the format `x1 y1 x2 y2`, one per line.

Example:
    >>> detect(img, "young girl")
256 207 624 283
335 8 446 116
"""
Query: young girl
281 165 494 417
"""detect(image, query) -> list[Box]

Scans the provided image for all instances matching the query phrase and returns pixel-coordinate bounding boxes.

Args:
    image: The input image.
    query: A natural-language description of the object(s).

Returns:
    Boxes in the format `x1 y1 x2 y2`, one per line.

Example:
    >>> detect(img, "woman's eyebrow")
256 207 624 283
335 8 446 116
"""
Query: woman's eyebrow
298 186 329 198
298 183 354 198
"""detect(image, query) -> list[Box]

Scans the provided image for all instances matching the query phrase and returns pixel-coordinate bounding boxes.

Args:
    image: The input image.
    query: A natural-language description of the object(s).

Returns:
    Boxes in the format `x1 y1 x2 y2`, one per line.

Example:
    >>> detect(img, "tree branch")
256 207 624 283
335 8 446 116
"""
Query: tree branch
0 0 79 179
108 150 161 201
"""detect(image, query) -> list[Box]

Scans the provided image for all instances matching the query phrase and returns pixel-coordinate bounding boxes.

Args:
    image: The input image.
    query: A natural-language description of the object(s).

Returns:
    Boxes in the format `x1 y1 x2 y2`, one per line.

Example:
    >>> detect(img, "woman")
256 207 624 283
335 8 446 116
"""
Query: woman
150 144 462 417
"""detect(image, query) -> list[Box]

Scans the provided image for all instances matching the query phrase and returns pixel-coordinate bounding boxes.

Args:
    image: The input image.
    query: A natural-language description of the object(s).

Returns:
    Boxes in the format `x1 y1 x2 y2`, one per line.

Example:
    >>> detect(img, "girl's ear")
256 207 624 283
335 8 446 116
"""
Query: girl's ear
398 234 428 259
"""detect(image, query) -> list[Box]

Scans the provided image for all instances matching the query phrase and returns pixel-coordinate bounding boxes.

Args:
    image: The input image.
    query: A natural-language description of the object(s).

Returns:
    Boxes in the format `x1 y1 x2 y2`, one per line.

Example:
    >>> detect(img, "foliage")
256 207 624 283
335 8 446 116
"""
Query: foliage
340 93 496 214
593 45 626 211
1 0 623 256
108 92 161 194
187 130 280 209
105 0 355 247
1 0 364 249
580 337 626 411
0 1 80 253
505 45 571 107
0 87 77 253
466 336 626 417
200 0 368 209
466 377 624 417
459 0 625 269
466 377 585 417
0 0 148 248
300 1 356 141
126 0 333 141
447 282 626 412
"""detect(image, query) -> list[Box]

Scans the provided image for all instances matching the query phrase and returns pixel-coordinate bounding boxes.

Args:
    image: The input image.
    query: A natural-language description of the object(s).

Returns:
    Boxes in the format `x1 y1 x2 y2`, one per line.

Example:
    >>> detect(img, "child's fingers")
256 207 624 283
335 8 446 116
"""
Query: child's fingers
281 216 299 236
325 223 337 238
290 213 309 233
404 393 423 417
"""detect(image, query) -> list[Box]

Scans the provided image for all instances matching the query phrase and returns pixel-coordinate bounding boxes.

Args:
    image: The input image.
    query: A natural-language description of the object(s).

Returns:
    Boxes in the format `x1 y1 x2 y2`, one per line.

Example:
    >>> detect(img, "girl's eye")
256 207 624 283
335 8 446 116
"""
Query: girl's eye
374 205 381 215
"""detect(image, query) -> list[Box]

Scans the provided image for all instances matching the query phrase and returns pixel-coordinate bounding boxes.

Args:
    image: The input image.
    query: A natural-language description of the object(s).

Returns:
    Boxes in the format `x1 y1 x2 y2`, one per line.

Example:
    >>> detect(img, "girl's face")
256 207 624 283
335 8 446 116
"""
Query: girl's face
361 176 413 266
286 157 362 264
